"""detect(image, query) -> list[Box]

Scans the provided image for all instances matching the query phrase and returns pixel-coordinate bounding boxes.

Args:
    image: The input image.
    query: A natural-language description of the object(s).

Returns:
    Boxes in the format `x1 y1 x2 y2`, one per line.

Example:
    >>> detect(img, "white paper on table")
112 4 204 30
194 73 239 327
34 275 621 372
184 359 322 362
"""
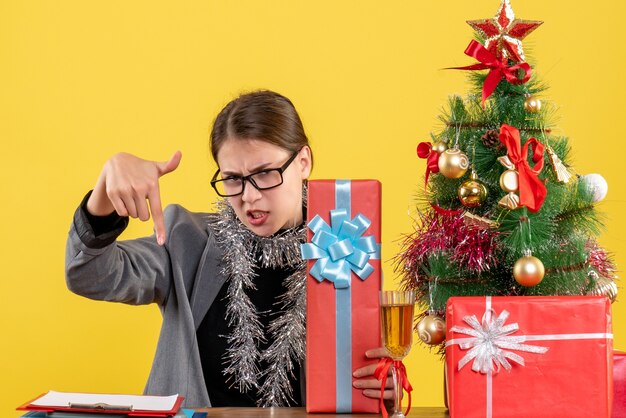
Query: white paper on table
31 390 179 411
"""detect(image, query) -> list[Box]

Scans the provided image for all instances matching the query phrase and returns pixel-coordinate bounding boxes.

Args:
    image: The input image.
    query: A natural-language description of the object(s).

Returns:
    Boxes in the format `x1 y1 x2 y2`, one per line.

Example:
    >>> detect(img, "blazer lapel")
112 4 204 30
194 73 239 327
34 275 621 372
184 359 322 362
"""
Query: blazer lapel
190 230 227 330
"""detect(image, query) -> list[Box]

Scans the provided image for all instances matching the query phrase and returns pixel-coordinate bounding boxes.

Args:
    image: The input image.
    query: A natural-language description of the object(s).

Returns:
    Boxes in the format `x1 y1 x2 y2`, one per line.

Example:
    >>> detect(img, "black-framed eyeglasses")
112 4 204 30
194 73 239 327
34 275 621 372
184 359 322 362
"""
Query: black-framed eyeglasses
210 151 300 197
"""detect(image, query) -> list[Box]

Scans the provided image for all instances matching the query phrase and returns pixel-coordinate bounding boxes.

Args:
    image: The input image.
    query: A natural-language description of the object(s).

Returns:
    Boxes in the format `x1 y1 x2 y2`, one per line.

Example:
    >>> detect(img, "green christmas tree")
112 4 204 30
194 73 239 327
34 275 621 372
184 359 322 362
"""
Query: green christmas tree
397 0 617 349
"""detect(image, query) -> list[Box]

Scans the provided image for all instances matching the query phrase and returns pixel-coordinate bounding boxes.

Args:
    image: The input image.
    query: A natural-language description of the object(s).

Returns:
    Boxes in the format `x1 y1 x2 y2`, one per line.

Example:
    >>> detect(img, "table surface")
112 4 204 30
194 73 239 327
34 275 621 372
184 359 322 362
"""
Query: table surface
17 406 449 418
194 407 449 417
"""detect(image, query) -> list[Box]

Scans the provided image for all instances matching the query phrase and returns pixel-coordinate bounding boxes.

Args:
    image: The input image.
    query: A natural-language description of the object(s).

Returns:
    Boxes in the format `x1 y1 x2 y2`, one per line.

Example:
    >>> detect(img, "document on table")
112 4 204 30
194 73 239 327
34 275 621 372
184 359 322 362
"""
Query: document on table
30 391 179 411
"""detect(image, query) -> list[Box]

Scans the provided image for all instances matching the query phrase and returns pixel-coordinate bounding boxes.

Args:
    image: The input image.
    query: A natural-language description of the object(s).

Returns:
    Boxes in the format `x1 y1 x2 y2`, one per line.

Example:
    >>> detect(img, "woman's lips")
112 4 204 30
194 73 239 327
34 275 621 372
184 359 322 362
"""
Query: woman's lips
247 210 269 226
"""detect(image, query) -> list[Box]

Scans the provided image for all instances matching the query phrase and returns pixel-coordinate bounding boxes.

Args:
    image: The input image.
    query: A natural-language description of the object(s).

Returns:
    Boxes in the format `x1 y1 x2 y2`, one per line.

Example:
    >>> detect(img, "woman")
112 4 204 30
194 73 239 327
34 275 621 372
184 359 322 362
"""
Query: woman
65 90 391 408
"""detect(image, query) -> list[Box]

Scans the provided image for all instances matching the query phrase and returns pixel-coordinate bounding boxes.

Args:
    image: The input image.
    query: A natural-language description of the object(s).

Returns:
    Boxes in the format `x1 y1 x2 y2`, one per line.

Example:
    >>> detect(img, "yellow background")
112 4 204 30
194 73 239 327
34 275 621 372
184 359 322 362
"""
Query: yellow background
1 1 625 415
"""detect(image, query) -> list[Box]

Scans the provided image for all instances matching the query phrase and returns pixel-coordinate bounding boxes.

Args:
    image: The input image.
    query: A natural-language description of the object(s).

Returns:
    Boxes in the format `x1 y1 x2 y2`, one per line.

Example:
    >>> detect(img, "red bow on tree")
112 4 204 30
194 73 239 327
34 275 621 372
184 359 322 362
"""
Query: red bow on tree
374 357 413 418
499 124 547 213
449 40 532 106
416 142 441 189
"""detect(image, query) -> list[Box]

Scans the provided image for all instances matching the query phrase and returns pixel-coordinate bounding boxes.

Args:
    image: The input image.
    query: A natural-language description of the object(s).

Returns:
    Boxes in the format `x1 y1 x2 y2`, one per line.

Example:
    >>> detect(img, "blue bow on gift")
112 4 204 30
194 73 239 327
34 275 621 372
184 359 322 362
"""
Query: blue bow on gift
301 208 380 288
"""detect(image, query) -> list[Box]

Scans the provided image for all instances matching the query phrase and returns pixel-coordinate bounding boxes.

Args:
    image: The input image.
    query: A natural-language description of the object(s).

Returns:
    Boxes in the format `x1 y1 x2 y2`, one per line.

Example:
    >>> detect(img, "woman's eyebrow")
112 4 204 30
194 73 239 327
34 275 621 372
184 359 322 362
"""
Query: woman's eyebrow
221 162 275 177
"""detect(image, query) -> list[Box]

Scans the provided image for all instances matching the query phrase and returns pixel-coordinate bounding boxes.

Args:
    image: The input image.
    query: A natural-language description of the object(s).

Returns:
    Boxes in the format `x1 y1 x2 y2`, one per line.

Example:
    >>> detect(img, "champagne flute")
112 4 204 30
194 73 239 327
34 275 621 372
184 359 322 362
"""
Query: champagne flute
380 290 416 418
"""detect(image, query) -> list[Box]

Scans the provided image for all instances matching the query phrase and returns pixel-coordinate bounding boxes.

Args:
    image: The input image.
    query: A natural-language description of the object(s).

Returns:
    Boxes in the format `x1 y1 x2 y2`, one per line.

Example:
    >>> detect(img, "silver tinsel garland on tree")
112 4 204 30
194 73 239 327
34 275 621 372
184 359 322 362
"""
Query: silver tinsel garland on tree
207 200 306 407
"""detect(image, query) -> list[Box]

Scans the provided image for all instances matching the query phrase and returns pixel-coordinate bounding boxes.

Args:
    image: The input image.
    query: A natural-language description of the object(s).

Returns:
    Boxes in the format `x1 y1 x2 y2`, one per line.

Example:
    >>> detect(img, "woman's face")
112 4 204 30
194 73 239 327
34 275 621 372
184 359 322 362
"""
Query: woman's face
216 138 312 237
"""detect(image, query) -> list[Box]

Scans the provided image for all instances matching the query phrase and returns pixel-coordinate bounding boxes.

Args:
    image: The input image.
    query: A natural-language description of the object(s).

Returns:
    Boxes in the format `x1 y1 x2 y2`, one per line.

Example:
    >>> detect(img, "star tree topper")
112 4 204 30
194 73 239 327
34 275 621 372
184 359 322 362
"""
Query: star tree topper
467 0 542 63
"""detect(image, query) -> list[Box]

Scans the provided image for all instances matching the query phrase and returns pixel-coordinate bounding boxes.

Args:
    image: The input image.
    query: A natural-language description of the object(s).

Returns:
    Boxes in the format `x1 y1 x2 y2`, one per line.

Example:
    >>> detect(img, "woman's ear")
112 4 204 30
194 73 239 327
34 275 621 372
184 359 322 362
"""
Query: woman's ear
298 146 312 179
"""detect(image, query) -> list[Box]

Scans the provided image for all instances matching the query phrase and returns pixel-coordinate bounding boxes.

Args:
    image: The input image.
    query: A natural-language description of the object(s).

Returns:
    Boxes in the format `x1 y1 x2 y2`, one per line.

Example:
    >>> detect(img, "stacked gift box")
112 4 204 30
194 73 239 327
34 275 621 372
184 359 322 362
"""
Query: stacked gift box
615 351 626 418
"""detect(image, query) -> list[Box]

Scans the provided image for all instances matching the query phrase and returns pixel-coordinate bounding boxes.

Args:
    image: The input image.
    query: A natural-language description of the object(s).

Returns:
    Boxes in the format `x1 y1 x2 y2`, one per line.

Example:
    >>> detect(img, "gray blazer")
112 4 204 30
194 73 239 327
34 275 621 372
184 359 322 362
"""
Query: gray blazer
65 202 306 407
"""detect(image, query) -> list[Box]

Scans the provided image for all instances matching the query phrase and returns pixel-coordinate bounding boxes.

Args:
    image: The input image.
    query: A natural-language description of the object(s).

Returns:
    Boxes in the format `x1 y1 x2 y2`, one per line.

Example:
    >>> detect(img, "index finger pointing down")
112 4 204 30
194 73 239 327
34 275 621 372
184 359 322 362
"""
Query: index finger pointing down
148 187 166 245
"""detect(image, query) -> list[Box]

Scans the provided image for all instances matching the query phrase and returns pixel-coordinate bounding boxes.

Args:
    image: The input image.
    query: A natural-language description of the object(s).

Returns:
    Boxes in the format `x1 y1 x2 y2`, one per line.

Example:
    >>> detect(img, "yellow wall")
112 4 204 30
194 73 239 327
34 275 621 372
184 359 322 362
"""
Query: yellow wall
1 1 625 415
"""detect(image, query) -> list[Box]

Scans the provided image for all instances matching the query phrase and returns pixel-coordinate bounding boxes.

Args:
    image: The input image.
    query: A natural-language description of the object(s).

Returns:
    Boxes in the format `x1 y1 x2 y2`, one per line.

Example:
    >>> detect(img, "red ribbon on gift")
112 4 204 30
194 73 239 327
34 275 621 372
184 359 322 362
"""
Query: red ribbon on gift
374 357 413 418
416 142 441 189
499 124 547 213
449 40 532 106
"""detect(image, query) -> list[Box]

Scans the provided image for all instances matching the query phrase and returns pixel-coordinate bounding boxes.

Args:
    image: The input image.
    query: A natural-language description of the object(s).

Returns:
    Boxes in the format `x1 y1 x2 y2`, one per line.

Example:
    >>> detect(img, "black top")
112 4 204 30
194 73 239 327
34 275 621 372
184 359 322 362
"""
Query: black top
197 262 302 407
80 194 303 407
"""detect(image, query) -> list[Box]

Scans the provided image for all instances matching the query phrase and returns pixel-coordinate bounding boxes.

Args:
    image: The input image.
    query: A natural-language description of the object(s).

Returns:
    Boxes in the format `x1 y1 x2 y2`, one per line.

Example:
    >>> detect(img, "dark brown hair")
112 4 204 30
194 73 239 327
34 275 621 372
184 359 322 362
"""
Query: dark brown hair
210 90 312 167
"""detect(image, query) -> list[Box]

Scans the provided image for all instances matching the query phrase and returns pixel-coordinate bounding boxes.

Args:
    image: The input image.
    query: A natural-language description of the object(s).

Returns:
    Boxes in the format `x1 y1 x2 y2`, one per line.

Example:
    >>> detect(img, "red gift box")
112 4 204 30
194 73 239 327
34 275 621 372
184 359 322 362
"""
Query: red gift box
446 296 613 418
614 351 626 418
303 180 381 413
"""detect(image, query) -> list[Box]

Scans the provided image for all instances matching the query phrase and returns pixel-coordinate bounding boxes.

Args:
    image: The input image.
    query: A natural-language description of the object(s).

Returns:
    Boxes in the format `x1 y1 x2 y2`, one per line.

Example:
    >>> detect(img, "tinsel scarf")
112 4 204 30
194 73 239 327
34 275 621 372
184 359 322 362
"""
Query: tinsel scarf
207 200 307 407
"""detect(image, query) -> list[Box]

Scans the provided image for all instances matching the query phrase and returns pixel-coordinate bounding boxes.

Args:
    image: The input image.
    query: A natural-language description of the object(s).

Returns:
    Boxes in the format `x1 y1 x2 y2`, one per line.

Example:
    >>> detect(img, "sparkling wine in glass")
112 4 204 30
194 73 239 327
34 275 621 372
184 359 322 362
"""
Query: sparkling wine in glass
380 290 416 418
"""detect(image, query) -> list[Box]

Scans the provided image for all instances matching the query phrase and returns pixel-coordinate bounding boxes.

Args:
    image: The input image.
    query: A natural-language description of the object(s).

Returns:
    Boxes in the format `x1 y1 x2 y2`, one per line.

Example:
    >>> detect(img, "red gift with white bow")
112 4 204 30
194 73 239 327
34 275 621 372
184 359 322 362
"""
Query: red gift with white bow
446 296 613 418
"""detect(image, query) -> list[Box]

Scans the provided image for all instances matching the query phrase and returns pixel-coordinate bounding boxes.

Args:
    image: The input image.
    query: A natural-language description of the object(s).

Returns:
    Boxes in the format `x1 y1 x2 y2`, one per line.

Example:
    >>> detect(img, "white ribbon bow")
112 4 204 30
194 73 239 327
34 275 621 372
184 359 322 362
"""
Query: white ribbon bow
449 309 549 374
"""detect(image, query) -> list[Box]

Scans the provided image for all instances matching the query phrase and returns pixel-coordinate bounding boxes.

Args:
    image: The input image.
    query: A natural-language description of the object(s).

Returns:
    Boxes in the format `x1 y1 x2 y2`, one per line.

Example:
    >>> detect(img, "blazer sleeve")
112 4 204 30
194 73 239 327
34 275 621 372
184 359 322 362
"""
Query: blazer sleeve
64 195 196 306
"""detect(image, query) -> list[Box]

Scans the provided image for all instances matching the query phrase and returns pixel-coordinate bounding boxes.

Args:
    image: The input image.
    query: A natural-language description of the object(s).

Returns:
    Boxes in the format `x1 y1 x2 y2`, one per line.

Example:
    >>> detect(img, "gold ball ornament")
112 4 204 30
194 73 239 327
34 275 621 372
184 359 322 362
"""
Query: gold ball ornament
524 96 542 113
438 149 469 179
588 275 618 303
499 170 519 193
513 255 545 287
458 171 488 207
417 314 446 345
431 142 448 155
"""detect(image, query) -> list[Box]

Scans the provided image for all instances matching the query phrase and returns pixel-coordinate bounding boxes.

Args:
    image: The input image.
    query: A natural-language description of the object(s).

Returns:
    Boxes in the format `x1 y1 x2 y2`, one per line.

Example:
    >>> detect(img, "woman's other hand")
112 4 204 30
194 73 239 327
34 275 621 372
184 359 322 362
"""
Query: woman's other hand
87 151 182 245
352 347 393 400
